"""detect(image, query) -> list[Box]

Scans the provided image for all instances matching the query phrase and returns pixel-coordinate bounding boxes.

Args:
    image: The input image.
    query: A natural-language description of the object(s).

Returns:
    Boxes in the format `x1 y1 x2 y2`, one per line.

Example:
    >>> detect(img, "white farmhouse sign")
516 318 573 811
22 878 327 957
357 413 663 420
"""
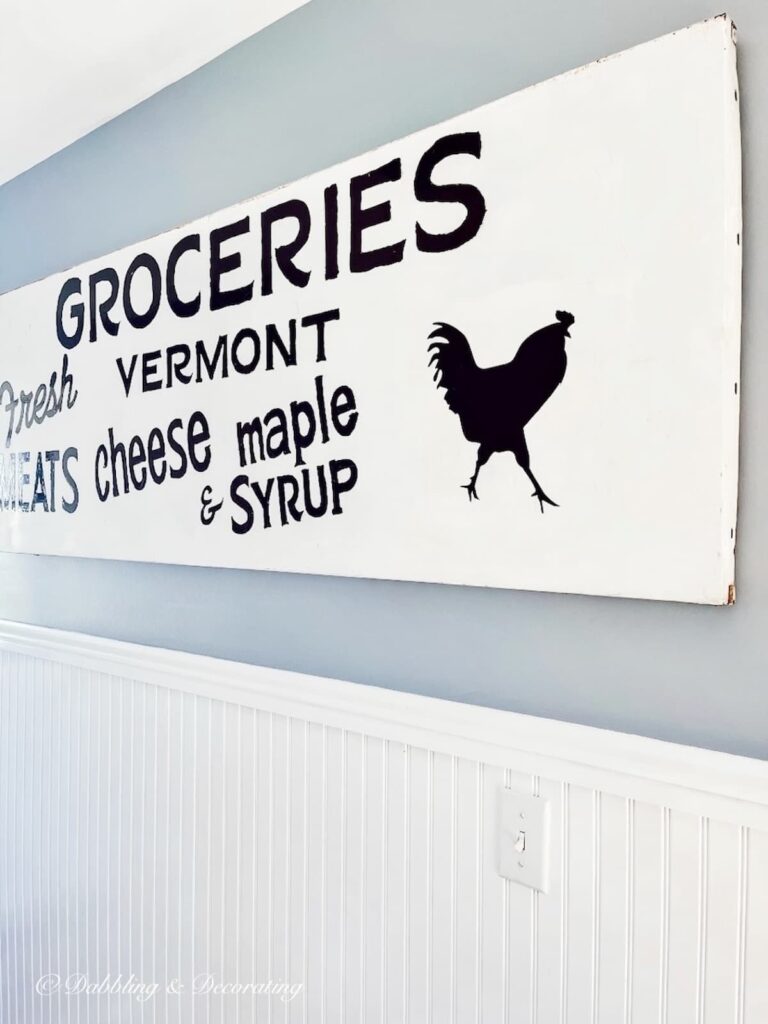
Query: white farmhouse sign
0 17 741 604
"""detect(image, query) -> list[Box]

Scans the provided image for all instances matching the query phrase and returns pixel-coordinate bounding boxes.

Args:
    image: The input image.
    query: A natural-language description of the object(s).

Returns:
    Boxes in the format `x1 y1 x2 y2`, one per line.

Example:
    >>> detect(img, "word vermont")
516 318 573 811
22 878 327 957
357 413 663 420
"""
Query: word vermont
114 308 339 397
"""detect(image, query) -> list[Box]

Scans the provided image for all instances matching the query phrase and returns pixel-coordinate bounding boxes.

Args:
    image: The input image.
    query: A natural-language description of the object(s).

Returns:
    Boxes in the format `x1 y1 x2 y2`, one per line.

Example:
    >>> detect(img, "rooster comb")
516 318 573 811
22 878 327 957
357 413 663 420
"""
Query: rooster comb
556 310 575 327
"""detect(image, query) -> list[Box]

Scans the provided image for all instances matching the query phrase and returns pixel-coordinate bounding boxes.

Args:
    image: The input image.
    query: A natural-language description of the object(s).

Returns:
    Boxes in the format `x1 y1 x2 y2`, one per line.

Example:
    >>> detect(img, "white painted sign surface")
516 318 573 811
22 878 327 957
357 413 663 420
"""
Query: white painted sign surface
0 17 741 604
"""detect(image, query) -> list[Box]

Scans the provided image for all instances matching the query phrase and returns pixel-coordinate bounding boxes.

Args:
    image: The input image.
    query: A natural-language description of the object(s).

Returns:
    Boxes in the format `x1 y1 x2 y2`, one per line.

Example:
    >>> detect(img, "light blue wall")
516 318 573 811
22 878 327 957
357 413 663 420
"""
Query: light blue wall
1 0 766 758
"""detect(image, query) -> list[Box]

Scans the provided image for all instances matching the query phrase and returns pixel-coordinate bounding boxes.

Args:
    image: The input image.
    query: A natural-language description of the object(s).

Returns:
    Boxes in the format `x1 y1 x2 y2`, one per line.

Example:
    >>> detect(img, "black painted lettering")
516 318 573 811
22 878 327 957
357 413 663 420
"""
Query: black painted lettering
261 200 311 296
414 132 486 253
330 385 358 437
56 278 84 350
329 458 358 514
88 268 120 342
62 447 79 513
167 234 201 318
187 411 211 472
230 474 255 534
210 217 253 310
124 253 162 329
350 158 405 272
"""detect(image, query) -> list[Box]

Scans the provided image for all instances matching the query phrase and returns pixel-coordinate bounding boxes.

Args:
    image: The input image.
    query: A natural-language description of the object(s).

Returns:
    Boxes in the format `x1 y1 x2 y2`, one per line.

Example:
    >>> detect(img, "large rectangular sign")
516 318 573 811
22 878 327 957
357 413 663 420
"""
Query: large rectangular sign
0 17 741 603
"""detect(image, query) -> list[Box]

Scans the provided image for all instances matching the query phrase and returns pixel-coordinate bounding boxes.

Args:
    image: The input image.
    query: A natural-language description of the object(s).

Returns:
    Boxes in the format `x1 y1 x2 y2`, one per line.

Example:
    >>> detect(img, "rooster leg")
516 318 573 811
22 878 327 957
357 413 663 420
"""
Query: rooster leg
462 445 491 501
514 436 559 513
525 467 559 513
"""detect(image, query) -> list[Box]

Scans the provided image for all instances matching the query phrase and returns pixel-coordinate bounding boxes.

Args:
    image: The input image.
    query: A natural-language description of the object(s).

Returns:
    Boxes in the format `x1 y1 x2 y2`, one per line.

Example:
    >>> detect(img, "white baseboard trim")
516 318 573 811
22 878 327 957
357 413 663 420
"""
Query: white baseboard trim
1 618 766 830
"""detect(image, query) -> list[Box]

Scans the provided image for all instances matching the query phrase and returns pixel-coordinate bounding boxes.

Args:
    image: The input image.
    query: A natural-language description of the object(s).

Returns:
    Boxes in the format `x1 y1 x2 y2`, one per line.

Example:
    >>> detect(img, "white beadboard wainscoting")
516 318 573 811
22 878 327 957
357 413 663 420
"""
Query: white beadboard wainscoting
0 621 767 1023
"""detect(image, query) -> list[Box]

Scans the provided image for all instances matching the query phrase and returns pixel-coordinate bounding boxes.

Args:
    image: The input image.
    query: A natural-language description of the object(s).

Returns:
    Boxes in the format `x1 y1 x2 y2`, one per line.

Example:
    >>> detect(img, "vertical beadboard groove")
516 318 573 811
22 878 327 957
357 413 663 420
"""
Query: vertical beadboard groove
191 695 199 1024
320 725 328 1024
167 687 176 1024
735 826 748 1024
98 673 105 1024
403 745 410 1024
137 683 145 1024
128 675 136 1024
7 655 14 1024
284 717 292 1024
251 708 258 1024
475 762 483 1024
157 687 165 1024
105 676 113 1024
27 656 34 1024
38 660 46 1024
24 654 31 1023
303 719 310 1024
123 674 130 1024
360 735 367 1024
16 654 24 1024
624 799 635 1024
115 680 124 1024
0 655 9 1024
1 643 767 1024
267 713 275 1024
22 654 29 1024
234 706 242 1024
31 660 41 1024
696 817 708 1024
426 749 434 1024
2 657 10 1023
0 658 5 1024
179 691 187 1024
591 790 601 1024
660 806 671 1024
450 755 457 1024
44 665 54 1023
15 653 23 1024
0 656 9 1024
46 666 54 1024
340 729 347 1024
83 671 92 1024
35 663 44 1024
531 774 540 1024
560 782 569 1024
381 739 388 1024
32 656 41 1024
502 767 510 1024
19 653 29 1024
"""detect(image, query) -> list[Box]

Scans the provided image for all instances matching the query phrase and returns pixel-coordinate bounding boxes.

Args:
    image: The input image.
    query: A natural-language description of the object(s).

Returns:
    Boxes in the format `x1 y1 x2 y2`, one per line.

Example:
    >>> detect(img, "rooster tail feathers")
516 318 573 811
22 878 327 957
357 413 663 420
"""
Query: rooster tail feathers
429 321 459 339
428 321 470 346
427 321 477 413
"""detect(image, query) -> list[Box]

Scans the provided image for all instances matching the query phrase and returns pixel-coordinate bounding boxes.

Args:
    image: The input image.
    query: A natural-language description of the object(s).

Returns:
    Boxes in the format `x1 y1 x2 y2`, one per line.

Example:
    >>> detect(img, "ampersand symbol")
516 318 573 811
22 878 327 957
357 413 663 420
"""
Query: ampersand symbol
200 485 223 526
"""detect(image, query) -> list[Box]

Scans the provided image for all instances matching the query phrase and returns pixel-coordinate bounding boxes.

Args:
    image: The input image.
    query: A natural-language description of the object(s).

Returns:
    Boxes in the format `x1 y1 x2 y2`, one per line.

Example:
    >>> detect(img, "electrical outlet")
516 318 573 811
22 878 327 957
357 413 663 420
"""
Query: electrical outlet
497 788 550 892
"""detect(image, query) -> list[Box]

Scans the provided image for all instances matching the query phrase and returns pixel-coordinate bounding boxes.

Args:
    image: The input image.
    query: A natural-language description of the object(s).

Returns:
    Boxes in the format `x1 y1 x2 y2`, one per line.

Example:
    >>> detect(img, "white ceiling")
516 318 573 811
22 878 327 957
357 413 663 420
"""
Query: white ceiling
0 0 308 186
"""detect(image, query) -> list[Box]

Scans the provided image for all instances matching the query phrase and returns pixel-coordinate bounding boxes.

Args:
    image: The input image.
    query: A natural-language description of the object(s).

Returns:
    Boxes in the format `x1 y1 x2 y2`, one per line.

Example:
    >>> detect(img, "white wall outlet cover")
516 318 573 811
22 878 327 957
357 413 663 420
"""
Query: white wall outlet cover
497 788 551 892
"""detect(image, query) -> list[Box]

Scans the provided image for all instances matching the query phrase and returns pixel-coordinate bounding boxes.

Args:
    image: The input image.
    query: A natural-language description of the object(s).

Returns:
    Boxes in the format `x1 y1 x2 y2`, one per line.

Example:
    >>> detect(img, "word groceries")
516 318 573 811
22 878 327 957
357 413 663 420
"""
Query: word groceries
53 132 486 349
29 129 488 536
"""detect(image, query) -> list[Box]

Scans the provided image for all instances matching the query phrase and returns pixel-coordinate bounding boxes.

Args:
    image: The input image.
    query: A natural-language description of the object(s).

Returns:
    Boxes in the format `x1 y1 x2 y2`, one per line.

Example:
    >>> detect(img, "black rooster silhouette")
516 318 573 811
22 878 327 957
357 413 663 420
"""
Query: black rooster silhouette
428 311 574 512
